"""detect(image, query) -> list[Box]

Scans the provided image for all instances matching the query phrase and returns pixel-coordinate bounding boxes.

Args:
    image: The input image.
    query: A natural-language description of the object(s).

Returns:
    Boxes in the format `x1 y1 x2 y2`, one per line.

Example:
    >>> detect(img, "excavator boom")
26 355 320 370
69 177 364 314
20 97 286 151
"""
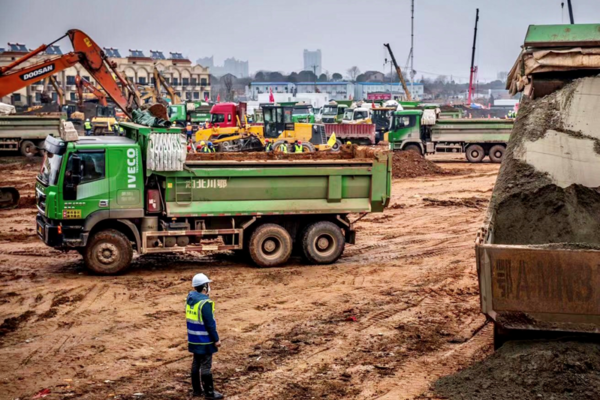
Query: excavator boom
0 29 138 119
76 75 108 107
383 43 412 101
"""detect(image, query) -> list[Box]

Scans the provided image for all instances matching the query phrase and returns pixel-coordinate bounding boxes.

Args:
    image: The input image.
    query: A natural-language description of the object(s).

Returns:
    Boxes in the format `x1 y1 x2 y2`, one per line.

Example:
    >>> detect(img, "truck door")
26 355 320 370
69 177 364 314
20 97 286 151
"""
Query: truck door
107 145 143 213
61 149 109 220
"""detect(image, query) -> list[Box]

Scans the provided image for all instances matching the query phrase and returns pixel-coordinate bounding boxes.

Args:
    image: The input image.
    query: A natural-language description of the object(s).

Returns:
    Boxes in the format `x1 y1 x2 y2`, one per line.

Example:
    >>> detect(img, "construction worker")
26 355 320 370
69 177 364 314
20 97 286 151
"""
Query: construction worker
186 122 193 141
113 122 124 136
197 140 206 152
84 118 92 136
294 140 303 153
265 139 272 152
206 141 215 153
187 273 223 399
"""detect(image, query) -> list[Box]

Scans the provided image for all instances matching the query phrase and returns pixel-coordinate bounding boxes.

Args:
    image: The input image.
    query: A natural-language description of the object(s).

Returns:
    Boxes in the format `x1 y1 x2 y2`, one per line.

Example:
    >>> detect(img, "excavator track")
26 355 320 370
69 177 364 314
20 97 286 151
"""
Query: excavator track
0 187 20 209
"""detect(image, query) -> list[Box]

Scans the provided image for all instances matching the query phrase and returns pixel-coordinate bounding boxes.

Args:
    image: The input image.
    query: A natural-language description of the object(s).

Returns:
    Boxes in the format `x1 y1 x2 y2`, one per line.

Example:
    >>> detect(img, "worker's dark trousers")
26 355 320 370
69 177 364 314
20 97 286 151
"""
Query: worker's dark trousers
191 354 212 393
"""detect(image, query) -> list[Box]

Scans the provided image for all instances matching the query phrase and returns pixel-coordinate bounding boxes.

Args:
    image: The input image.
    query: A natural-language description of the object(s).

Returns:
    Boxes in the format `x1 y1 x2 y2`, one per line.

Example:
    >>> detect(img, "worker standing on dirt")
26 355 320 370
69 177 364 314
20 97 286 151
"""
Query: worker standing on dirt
186 122 193 141
204 141 215 153
294 140 303 153
265 139 272 152
187 273 224 399
84 118 92 136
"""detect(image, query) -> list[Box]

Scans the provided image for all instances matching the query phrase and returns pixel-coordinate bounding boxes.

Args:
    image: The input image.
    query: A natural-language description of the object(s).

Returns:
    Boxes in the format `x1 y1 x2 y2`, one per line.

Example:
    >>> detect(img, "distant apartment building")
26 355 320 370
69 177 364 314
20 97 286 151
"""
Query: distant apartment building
0 44 210 106
303 49 322 76
353 82 424 101
295 82 353 100
197 56 249 78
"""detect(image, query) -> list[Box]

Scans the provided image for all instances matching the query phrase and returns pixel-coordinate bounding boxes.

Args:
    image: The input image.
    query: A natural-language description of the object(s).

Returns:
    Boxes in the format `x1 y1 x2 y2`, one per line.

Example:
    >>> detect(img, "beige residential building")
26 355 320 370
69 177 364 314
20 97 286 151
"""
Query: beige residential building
0 44 210 106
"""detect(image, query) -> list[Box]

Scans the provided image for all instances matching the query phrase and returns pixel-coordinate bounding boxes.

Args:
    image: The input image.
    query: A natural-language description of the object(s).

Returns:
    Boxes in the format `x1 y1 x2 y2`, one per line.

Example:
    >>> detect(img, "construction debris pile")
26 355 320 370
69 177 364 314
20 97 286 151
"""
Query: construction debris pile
392 151 451 179
490 77 600 245
434 340 600 400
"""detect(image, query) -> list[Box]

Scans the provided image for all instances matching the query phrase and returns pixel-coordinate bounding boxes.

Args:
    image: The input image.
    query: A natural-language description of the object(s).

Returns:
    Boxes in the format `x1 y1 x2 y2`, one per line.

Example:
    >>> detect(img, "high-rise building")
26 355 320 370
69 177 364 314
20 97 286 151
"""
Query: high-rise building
197 56 249 78
303 49 322 76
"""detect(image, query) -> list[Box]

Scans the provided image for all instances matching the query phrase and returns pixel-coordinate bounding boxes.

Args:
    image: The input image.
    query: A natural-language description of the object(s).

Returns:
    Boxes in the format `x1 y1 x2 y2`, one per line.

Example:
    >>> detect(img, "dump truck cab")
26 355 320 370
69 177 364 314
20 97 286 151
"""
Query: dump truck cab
342 107 371 124
36 131 146 250
387 109 427 152
291 103 315 123
208 102 238 129
321 101 351 124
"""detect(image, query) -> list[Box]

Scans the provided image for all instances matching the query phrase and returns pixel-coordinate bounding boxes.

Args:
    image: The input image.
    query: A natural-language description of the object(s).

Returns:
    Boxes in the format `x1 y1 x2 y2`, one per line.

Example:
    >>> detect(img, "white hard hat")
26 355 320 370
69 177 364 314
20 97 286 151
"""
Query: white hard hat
86 118 90 121
192 273 212 288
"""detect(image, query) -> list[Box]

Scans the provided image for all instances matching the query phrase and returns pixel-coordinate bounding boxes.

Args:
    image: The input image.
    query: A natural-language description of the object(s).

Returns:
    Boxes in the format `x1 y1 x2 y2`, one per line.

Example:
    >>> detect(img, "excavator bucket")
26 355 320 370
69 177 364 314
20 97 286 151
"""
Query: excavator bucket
0 187 20 209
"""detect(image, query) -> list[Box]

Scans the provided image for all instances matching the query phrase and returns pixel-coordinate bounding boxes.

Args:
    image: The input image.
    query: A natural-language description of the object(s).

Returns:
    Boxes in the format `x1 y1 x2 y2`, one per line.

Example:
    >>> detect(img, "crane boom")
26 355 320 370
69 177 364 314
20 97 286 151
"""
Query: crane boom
0 29 139 119
383 43 412 101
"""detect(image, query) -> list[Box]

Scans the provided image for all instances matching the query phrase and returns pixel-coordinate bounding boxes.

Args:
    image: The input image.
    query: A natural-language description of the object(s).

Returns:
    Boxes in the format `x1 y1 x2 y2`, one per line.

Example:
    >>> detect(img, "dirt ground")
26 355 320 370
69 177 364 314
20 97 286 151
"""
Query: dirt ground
0 153 500 400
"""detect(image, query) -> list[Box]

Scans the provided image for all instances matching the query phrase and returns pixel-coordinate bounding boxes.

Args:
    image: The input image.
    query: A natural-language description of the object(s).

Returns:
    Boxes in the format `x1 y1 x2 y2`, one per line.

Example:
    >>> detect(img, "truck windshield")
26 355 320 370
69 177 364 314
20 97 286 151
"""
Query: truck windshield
211 113 225 123
391 115 414 130
38 152 63 186
343 109 354 121
293 107 312 116
323 106 337 115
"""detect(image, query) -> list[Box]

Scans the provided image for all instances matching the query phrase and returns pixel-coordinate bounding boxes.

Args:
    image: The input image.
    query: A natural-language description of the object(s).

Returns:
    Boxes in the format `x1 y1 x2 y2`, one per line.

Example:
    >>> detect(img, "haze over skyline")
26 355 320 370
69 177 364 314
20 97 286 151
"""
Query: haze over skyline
1 0 599 82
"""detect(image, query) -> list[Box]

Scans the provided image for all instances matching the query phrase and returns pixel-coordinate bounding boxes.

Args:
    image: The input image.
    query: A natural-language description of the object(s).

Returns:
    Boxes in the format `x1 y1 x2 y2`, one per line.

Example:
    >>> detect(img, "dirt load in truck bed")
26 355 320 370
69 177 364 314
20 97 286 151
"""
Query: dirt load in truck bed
490 77 600 245
186 144 382 162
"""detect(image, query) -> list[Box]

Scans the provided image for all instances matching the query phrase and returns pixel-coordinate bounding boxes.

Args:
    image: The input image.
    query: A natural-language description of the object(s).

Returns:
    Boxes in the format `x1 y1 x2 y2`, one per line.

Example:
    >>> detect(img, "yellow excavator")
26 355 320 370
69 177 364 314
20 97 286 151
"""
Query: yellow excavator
153 66 181 105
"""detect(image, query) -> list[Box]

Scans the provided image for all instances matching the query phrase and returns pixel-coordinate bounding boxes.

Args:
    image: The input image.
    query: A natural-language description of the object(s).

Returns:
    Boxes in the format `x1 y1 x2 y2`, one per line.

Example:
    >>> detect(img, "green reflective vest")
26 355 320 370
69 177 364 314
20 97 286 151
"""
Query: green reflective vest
186 299 214 345
84 121 92 130
294 144 303 153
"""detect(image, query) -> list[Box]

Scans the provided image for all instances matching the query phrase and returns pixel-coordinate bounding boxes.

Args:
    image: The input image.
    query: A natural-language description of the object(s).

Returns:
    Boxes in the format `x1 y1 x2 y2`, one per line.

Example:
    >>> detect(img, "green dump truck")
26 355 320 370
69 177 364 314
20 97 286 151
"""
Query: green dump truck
168 102 212 127
387 109 513 163
36 123 392 274
0 114 62 156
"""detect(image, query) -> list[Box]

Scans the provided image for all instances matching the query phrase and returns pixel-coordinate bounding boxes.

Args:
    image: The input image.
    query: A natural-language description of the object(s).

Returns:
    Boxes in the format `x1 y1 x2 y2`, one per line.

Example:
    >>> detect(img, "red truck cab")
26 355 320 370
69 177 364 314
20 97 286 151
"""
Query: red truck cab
208 103 238 128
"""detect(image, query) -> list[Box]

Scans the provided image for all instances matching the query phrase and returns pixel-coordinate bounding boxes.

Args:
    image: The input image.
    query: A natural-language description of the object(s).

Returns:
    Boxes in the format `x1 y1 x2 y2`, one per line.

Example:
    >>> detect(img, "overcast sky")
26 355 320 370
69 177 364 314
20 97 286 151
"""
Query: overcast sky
1 0 599 82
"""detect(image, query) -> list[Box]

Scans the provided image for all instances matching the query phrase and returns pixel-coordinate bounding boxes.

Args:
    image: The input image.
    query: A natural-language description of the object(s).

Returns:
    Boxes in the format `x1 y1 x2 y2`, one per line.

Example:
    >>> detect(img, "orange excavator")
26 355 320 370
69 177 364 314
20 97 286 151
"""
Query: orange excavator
0 29 140 118
75 74 107 107
0 29 164 208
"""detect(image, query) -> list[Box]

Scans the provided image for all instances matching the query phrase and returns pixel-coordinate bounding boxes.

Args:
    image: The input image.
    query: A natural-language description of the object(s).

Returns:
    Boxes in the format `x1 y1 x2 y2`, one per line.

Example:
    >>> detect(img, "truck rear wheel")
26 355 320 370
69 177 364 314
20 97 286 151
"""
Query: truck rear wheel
249 224 292 267
489 145 505 163
84 229 133 275
466 144 485 163
404 144 422 155
20 140 38 157
301 221 345 265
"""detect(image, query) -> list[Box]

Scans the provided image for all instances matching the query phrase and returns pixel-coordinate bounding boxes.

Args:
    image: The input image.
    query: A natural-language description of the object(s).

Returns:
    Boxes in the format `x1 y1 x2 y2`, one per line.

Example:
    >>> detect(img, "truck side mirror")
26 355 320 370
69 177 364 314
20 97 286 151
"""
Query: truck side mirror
71 154 83 185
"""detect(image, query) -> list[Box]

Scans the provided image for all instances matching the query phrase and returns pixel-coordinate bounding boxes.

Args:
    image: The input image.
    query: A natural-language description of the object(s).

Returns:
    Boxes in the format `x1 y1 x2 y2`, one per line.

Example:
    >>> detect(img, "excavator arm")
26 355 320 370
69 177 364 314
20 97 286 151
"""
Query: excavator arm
384 43 412 101
48 76 64 105
0 29 139 119
76 75 107 107
153 66 181 104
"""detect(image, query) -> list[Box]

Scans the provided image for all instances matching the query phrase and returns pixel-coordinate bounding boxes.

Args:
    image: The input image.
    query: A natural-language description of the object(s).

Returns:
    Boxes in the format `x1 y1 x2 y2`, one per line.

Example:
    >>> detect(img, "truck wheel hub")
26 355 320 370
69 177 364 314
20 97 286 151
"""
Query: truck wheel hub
263 238 278 253
316 234 334 253
97 243 118 264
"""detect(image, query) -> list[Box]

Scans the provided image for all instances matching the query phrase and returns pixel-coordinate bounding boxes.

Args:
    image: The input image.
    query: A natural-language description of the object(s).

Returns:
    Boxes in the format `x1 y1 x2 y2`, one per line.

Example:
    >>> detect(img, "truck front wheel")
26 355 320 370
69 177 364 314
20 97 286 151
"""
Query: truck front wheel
249 224 292 267
489 145 505 163
84 229 133 275
403 144 422 156
301 221 345 265
465 144 485 163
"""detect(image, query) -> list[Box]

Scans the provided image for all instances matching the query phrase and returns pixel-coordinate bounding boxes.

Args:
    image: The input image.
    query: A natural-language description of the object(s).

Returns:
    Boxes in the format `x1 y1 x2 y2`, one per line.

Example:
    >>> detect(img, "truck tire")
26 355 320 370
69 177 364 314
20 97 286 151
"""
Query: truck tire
466 144 485 163
248 224 292 267
489 144 505 163
301 142 316 153
404 144 422 155
273 140 290 153
493 323 511 350
331 139 342 152
20 140 38 157
84 229 133 275
301 221 345 265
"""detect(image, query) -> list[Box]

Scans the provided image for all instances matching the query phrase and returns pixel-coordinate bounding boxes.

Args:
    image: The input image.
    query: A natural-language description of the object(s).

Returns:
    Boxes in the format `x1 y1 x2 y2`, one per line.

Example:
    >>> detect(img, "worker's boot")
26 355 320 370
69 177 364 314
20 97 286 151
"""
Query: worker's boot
201 374 224 399
191 372 203 397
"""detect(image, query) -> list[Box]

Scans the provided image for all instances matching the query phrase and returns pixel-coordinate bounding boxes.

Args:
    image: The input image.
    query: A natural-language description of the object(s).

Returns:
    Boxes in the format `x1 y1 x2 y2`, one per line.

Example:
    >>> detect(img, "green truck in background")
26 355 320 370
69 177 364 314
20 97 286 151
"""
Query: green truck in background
322 100 353 124
168 102 212 127
387 109 513 163
36 123 392 274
